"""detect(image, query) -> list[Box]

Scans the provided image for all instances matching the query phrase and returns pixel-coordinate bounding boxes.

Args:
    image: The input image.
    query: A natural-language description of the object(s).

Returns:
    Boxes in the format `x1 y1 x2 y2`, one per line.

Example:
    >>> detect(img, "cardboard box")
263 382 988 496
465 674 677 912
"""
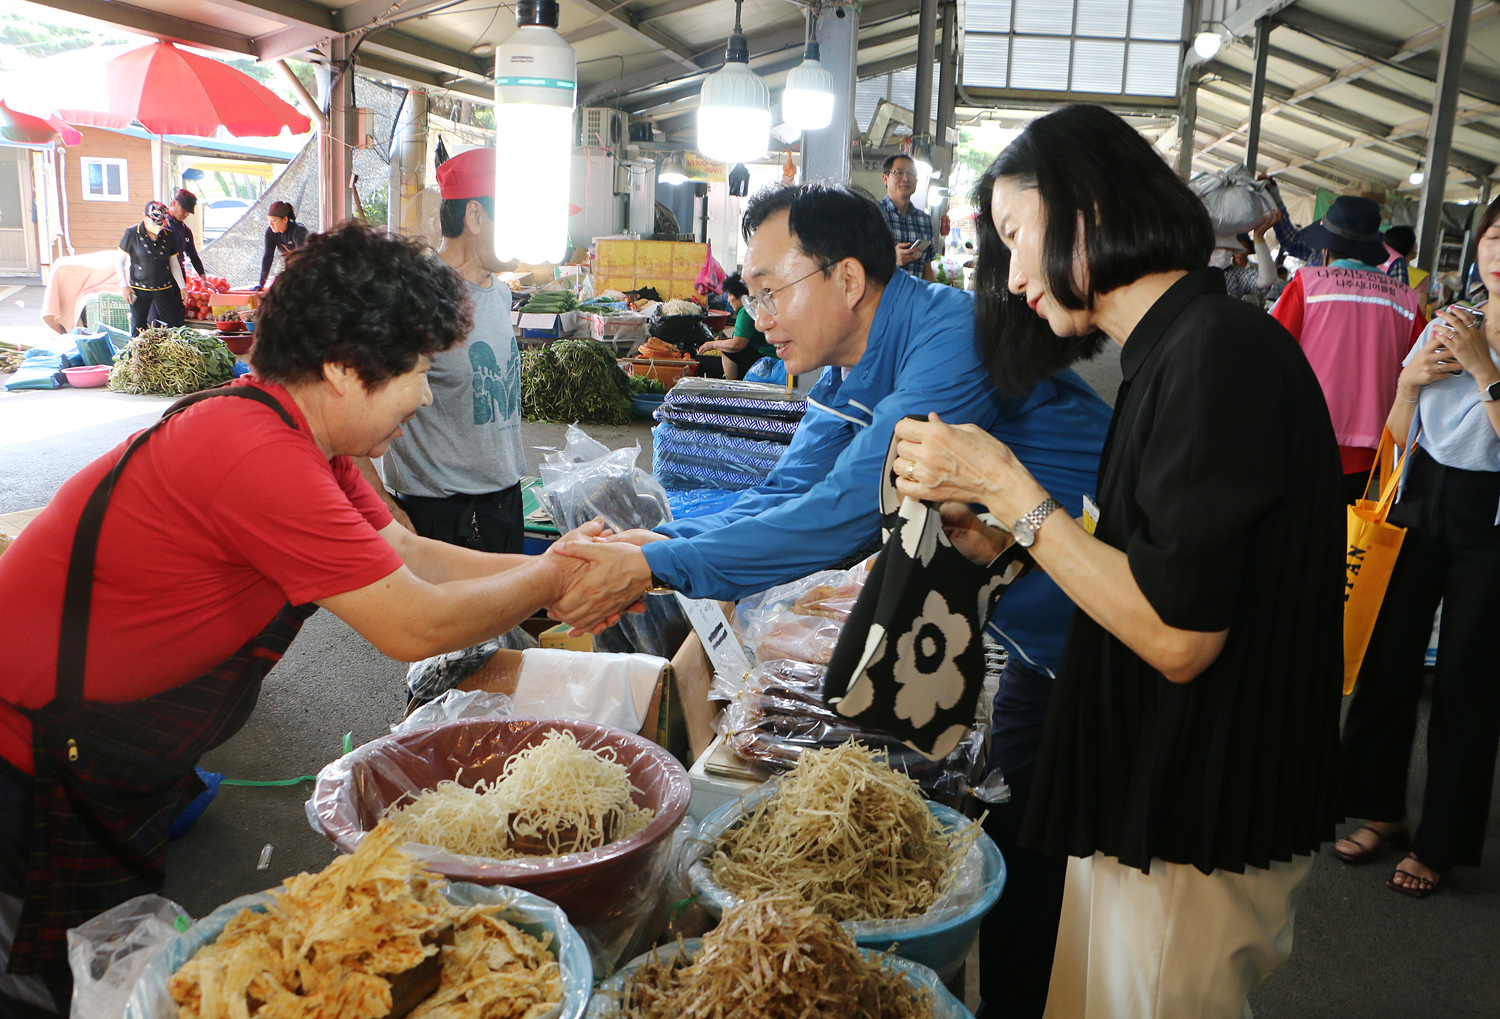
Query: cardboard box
511 309 579 339
538 622 593 653
689 734 770 820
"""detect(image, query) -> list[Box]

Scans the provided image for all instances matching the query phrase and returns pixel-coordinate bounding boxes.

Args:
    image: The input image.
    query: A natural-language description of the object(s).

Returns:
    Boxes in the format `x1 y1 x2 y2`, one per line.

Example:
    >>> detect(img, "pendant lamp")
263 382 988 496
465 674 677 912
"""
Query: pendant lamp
494 0 576 263
782 13 835 132
659 150 690 185
697 0 770 163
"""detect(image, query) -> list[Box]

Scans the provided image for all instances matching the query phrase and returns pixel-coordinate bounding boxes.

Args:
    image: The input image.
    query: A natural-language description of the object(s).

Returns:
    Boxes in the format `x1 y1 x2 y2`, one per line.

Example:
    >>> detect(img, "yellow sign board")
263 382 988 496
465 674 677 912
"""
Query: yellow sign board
685 153 727 183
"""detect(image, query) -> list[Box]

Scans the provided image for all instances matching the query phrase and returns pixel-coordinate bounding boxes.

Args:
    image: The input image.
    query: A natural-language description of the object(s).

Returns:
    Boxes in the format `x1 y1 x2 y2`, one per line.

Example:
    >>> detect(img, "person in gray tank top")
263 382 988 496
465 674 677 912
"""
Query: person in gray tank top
355 147 527 552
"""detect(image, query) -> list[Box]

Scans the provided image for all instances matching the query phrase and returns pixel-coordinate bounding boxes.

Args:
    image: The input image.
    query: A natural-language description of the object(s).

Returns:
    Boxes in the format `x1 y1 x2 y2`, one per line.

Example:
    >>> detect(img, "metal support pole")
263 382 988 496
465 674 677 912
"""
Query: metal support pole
324 38 351 227
1244 18 1271 173
1175 0 1204 180
801 5 858 185
1176 66 1200 180
914 0 938 139
935 0 958 150
1417 0 1474 279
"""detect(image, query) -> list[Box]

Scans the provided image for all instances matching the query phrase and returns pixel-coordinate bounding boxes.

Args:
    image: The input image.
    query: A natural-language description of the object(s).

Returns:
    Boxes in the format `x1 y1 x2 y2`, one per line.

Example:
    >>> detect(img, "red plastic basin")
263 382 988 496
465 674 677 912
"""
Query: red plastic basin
308 717 691 927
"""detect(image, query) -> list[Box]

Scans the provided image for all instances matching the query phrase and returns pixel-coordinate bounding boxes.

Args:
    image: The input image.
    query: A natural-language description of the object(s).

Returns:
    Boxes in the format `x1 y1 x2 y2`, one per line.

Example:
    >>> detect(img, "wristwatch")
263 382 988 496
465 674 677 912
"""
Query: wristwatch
1480 378 1500 403
1011 497 1063 548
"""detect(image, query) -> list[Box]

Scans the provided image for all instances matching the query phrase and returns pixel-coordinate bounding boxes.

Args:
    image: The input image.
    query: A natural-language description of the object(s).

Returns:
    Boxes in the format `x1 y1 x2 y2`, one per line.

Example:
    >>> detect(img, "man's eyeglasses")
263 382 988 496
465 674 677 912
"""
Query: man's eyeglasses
743 264 829 320
886 170 918 180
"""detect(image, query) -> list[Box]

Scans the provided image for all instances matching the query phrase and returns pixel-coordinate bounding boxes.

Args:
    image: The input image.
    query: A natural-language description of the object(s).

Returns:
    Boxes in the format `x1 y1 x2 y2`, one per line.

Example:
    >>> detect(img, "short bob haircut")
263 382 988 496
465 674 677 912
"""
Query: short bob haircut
1473 194 1500 255
722 272 750 299
971 104 1213 395
252 223 471 390
742 182 898 287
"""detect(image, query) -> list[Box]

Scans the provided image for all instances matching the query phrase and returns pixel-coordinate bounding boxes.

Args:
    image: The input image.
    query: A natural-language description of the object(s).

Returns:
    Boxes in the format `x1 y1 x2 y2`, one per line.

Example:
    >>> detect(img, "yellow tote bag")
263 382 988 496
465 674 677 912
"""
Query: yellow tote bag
1344 430 1408 694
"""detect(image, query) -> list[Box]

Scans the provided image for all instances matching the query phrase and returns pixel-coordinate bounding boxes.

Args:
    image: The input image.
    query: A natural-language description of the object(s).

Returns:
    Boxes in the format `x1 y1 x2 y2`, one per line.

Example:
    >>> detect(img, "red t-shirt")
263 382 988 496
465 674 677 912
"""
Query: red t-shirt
0 379 404 773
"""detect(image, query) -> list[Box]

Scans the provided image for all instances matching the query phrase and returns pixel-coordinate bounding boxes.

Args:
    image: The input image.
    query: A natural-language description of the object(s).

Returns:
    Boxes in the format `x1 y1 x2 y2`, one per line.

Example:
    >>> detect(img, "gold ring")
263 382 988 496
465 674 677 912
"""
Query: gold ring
906 461 917 481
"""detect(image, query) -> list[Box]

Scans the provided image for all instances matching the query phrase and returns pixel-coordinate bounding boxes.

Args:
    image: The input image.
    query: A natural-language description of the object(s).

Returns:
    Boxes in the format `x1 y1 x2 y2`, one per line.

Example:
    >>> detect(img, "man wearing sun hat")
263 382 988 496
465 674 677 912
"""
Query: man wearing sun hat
357 146 528 555
1272 194 1427 502
116 200 187 335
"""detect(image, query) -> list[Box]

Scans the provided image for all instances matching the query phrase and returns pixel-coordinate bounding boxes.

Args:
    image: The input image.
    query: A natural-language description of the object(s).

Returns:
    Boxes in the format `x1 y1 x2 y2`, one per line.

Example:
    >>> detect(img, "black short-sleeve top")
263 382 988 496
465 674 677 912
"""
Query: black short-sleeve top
119 224 180 291
1021 268 1346 875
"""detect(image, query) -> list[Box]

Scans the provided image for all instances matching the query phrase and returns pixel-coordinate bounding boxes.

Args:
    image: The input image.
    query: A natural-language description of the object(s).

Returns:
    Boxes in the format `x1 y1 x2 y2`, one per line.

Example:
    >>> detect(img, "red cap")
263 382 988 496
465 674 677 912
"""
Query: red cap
436 147 495 200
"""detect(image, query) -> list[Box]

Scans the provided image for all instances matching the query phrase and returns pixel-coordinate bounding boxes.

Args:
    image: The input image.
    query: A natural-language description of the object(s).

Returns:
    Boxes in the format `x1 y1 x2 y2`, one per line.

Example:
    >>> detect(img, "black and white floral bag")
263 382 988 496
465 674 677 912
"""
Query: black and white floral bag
823 428 1031 760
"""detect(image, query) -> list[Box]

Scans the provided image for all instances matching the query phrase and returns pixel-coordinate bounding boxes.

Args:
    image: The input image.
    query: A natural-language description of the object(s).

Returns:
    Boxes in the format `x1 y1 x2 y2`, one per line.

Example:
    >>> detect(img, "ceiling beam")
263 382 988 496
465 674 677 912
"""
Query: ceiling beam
1190 102 1401 188
357 28 490 80
1266 101 1499 182
19 0 258 55
567 0 702 70
355 50 493 101
632 0 719 21
582 0 918 104
562 21 615 44
334 0 455 34
1200 67 1498 179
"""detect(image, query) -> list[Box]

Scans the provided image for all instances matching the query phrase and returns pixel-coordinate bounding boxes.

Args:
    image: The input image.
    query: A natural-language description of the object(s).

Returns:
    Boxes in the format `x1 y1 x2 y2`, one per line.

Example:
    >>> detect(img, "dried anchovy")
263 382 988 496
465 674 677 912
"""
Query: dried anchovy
609 896 931 1019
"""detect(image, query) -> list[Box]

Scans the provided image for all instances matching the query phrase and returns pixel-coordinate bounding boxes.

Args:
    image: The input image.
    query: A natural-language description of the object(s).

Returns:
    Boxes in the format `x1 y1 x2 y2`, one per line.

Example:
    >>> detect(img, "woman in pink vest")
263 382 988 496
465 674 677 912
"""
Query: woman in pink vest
1271 196 1427 503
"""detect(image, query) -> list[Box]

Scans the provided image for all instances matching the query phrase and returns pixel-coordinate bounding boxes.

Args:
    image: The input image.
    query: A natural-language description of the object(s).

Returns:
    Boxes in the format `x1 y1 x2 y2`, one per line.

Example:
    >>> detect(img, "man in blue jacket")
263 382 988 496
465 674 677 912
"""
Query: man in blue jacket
554 183 1109 686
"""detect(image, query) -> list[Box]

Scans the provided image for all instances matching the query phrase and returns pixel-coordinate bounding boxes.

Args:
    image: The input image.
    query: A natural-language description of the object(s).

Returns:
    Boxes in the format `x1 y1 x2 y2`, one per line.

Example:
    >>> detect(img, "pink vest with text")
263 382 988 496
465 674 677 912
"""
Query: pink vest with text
1297 265 1421 451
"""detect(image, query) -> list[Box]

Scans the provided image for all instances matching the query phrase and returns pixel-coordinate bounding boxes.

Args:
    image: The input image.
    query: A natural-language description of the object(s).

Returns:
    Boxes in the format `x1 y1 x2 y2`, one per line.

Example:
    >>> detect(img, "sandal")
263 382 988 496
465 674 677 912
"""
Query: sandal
1329 823 1408 864
1387 854 1444 899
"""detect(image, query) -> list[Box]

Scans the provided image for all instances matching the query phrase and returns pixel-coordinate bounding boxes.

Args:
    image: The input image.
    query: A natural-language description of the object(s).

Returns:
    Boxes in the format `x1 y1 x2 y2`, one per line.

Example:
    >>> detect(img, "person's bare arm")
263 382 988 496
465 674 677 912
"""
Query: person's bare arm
353 456 414 532
170 257 186 292
316 541 581 661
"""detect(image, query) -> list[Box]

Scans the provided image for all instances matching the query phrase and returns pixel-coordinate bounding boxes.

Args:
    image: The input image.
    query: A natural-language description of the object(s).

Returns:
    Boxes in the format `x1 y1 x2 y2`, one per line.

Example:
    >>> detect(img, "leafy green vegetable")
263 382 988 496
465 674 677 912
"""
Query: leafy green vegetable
627 375 666 395
108 326 236 395
521 338 633 424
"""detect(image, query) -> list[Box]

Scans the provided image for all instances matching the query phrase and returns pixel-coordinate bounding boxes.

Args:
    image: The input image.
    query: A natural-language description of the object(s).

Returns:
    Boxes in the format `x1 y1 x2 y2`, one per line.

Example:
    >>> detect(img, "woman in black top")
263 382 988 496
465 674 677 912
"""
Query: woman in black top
117 201 186 335
893 105 1344 1019
258 200 309 290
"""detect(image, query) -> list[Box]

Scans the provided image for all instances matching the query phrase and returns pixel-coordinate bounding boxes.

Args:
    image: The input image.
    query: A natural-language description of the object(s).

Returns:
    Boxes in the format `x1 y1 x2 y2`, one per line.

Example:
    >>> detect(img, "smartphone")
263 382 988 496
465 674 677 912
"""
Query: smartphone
1438 306 1484 374
910 238 931 254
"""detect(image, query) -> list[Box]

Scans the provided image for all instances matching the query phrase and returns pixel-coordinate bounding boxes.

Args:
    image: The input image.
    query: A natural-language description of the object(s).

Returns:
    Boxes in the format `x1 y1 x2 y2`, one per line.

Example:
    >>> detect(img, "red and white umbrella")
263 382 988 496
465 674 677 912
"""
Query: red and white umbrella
4 41 311 138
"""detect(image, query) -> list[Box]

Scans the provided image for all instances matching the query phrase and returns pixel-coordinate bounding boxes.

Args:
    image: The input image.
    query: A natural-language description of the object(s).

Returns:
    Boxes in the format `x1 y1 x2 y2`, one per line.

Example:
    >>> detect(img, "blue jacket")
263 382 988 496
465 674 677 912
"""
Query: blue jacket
645 271 1110 677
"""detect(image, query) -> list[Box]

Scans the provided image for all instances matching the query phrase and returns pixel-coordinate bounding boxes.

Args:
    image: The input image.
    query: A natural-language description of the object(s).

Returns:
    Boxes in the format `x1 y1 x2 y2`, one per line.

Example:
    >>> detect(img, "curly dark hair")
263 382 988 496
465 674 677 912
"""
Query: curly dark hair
722 272 749 298
251 223 472 390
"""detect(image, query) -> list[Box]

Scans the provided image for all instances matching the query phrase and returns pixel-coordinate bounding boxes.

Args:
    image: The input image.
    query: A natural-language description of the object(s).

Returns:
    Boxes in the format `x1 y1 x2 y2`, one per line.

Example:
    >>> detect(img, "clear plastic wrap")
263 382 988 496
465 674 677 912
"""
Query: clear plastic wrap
585 938 975 1018
405 624 539 704
716 566 1000 798
68 895 190 1019
538 425 670 535
394 688 516 732
664 487 742 520
305 717 692 969
122 882 593 1019
538 424 685 657
681 789 1003 983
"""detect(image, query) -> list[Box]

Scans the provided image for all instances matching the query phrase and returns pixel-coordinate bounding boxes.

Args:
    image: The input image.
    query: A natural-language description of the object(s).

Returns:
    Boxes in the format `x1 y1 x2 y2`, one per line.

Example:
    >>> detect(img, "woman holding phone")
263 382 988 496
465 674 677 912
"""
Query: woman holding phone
1334 195 1500 898
892 104 1344 1019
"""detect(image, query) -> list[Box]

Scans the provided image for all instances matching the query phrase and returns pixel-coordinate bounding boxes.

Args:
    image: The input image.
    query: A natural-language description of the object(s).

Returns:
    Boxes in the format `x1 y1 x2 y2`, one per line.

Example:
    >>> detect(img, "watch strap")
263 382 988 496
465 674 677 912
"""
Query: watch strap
1014 496 1063 544
1481 379 1500 403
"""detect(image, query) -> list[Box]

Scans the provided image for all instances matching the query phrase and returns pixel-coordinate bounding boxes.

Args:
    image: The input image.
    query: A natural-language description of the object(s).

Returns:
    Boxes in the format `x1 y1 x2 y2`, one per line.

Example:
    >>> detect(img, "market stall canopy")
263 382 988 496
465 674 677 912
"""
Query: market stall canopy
4 40 311 138
0 99 80 146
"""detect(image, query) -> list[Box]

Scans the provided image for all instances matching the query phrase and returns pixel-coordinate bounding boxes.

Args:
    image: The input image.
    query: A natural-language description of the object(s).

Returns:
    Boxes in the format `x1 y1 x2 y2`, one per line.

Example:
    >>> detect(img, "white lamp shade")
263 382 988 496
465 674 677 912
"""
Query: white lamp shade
698 60 770 163
1409 170 1425 186
494 23 575 264
783 57 835 131
1193 31 1222 60
493 103 573 263
659 152 689 185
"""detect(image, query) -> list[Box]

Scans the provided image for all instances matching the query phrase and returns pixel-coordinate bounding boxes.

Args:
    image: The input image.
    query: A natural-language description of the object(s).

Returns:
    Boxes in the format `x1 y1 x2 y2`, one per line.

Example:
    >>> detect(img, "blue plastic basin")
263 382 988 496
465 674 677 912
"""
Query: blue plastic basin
630 393 665 419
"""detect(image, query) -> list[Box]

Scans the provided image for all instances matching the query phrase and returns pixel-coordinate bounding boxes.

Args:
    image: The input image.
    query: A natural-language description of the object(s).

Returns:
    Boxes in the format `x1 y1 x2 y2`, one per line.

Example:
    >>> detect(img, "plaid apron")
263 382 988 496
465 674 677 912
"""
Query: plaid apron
8 385 315 973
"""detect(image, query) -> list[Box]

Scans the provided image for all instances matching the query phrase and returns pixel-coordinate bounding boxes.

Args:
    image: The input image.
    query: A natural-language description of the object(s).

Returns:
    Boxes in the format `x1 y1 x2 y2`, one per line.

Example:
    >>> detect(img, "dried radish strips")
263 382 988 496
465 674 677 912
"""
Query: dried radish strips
608 896 932 1019
168 821 563 1019
383 728 655 860
708 743 979 922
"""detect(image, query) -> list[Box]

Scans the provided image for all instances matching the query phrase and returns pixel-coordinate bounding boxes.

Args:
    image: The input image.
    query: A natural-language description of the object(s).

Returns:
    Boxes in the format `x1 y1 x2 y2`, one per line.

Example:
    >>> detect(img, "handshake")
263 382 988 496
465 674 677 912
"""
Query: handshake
538 519 668 634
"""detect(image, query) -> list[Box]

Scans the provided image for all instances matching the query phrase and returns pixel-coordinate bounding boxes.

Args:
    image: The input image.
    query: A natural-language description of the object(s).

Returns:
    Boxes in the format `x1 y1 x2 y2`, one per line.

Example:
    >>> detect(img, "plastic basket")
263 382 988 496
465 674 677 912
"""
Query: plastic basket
687 790 1005 982
85 293 131 332
124 882 592 1019
587 939 973 1018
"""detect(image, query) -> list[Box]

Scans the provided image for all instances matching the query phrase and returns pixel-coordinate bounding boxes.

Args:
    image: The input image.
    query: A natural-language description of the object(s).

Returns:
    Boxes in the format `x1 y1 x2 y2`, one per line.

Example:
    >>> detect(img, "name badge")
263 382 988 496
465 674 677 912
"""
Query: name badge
1081 495 1100 536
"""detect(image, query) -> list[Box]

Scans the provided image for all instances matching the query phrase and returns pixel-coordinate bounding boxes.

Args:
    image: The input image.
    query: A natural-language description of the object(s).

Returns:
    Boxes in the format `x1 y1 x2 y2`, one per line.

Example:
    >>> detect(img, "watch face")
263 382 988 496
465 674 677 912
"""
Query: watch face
1013 519 1037 547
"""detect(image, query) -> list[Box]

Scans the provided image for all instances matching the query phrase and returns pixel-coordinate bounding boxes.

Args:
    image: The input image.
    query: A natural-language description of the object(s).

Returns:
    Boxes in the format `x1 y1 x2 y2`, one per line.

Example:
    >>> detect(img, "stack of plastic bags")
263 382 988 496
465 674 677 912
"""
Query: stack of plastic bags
652 378 807 493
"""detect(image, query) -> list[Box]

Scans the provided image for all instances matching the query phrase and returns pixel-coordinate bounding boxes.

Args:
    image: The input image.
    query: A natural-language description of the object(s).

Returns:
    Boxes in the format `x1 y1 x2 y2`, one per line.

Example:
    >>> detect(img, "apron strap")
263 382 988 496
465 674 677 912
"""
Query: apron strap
55 385 296 701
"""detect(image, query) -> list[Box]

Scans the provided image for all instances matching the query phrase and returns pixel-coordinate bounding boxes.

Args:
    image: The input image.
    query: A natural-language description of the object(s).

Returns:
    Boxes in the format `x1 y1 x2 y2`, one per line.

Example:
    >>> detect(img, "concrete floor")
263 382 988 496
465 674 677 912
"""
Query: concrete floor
4 294 1500 1014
